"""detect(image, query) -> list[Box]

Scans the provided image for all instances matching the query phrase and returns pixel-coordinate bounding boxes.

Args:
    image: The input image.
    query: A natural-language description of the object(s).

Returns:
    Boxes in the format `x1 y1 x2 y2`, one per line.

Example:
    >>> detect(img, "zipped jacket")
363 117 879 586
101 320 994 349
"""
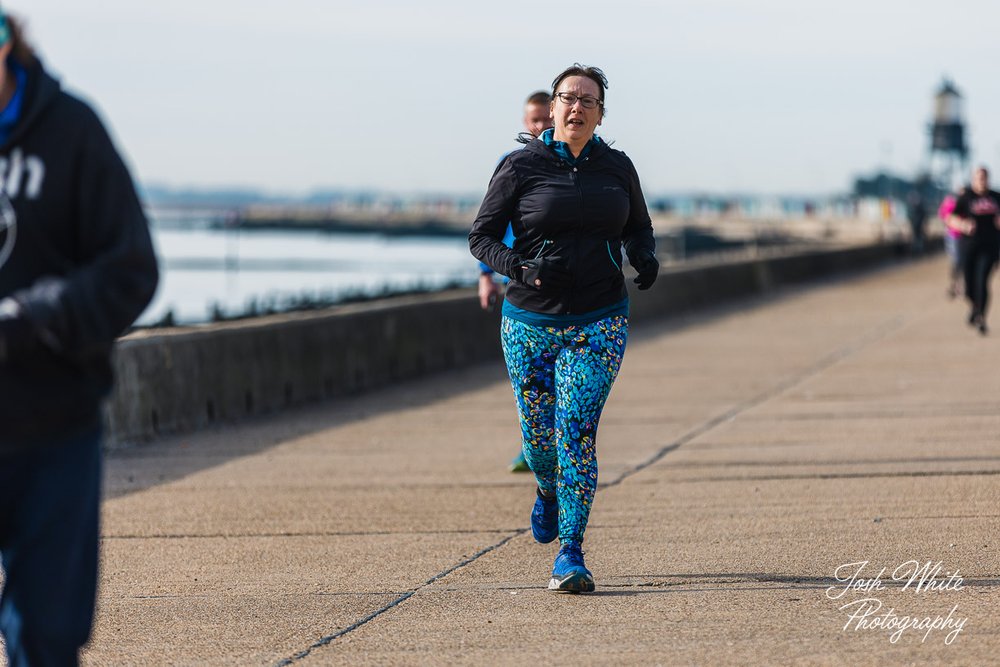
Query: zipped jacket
469 137 655 315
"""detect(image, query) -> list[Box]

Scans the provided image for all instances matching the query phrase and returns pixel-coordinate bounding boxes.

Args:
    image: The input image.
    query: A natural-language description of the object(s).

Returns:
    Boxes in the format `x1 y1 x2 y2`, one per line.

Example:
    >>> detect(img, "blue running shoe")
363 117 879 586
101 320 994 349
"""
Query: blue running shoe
530 487 558 543
509 451 530 473
548 542 595 593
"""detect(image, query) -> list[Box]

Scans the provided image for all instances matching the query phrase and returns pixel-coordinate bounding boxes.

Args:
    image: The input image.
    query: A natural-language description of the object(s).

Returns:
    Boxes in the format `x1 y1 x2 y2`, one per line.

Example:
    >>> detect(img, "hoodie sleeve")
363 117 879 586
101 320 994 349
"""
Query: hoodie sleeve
619 153 656 262
12 107 158 360
469 157 524 278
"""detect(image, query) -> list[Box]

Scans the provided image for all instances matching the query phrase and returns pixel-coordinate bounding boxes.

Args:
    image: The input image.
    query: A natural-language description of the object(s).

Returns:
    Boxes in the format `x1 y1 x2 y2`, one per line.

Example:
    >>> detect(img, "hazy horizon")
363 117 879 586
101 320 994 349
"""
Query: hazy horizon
141 180 880 205
18 1 1000 196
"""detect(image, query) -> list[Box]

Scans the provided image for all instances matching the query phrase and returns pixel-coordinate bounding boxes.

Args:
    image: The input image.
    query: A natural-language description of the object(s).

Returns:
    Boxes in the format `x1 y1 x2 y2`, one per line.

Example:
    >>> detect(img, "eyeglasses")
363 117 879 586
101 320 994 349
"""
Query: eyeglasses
554 92 603 109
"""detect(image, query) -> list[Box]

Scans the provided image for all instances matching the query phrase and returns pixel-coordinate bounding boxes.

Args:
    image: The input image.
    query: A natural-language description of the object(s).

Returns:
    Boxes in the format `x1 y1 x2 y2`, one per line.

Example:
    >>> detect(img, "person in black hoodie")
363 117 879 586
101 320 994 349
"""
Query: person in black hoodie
469 64 657 593
0 10 158 665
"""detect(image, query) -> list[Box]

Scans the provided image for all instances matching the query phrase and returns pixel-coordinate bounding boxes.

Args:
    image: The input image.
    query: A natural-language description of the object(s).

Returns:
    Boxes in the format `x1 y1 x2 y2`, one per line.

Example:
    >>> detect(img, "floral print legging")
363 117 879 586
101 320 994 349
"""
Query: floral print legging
500 314 628 545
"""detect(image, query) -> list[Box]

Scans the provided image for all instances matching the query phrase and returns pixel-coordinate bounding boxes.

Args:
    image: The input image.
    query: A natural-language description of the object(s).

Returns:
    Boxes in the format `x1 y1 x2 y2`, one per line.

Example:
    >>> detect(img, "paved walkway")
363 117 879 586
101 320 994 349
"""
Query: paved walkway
83 255 999 666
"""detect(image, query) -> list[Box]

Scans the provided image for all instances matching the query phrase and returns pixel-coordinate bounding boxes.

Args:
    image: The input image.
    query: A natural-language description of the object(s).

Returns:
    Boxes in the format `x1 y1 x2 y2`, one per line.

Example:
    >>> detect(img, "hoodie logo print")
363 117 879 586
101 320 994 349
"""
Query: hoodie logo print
0 148 45 200
0 195 16 273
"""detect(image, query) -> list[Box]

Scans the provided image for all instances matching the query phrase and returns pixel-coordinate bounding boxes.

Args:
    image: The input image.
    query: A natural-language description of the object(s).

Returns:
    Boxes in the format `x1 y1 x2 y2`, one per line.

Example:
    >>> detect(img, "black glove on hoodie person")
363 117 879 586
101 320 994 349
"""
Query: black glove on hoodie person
0 298 37 363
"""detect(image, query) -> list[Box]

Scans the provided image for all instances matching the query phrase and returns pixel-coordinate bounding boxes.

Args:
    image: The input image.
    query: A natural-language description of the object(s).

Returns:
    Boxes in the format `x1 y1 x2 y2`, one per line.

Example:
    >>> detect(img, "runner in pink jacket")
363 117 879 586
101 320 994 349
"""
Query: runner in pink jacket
939 188 968 298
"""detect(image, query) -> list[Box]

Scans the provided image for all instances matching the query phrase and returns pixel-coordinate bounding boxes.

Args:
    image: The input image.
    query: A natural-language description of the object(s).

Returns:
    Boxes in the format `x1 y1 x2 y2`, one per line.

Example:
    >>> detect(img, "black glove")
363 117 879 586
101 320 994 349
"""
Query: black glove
0 313 37 364
629 248 659 290
516 256 573 290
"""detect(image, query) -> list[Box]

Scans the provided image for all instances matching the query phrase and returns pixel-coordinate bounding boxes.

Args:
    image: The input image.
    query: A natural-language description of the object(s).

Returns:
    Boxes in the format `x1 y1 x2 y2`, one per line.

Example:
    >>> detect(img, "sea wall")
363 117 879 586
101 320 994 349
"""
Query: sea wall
106 241 913 447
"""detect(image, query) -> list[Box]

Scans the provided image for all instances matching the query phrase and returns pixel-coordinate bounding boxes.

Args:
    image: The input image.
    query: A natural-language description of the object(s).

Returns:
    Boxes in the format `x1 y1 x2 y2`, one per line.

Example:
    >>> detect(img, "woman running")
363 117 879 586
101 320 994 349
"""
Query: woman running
469 63 658 592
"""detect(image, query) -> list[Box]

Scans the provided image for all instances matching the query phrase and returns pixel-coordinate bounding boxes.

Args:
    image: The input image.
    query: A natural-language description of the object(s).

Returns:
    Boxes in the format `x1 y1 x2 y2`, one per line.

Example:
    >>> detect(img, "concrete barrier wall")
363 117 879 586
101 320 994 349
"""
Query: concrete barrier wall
626 242 909 321
106 241 913 447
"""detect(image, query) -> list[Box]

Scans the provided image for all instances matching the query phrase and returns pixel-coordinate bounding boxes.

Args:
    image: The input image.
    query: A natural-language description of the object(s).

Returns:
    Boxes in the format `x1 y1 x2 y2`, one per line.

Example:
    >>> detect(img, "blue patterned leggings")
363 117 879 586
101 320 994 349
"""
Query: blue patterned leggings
500 315 628 545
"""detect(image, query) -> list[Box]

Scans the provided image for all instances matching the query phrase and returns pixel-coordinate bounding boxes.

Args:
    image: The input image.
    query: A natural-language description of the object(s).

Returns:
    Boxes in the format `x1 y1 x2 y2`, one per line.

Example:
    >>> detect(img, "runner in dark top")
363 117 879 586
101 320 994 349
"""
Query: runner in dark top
0 9 158 664
470 64 658 593
952 166 1000 335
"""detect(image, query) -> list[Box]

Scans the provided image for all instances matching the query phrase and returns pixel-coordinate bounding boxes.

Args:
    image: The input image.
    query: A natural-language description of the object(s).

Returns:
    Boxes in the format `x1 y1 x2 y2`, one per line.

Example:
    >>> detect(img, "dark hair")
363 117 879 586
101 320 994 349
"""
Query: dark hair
551 63 608 104
525 90 551 106
5 14 36 67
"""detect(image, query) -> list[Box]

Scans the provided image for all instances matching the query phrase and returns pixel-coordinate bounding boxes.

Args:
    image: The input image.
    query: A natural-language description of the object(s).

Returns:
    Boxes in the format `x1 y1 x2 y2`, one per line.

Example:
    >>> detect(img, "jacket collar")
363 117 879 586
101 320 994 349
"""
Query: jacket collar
525 132 609 166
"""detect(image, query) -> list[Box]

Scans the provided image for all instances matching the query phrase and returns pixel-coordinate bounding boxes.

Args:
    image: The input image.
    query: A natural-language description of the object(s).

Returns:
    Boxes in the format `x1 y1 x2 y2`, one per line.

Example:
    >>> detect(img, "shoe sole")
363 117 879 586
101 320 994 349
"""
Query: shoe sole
548 572 595 593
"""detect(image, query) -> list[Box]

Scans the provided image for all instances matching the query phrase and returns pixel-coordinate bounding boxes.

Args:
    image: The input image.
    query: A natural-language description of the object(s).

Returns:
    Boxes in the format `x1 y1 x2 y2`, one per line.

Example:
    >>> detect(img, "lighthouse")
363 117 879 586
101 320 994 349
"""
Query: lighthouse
928 79 968 190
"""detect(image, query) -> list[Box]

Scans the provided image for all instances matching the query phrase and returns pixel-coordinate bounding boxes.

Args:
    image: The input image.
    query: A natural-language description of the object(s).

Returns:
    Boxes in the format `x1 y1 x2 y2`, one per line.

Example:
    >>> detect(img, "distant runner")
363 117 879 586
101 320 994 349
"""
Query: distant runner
950 167 1000 335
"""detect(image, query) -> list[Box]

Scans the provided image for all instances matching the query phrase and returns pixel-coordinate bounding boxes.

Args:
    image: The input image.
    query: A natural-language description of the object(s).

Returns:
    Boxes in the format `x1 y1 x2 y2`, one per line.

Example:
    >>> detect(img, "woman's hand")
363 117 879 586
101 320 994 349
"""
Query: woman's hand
629 249 659 290
949 216 975 236
478 274 501 310
517 257 573 289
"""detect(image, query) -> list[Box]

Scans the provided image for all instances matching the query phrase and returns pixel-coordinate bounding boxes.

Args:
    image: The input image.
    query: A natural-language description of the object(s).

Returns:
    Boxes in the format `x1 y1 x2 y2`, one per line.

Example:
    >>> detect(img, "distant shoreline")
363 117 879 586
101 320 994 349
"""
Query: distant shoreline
147 202 478 238
225 215 471 238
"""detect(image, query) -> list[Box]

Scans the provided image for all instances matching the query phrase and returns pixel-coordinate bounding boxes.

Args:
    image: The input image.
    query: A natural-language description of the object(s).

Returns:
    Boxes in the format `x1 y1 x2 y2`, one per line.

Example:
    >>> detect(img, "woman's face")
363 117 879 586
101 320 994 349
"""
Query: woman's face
973 168 989 194
551 75 603 146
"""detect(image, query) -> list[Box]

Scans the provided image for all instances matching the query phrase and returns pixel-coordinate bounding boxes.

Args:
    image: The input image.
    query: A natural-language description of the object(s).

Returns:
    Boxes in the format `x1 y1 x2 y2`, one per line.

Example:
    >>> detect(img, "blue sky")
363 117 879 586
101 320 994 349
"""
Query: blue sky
17 0 1000 195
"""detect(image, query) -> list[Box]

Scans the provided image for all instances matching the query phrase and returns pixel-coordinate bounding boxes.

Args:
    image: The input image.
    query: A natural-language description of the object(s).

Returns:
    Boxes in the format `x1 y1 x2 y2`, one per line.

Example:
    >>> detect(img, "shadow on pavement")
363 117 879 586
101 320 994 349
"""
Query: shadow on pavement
103 259 917 501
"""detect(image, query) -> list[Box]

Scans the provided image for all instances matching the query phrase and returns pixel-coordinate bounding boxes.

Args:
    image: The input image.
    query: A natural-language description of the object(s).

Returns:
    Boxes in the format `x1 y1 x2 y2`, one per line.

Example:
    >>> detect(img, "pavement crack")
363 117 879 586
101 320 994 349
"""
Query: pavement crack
602 315 908 489
276 315 909 664
103 528 520 540
274 529 528 665
673 469 1000 483
666 456 1000 468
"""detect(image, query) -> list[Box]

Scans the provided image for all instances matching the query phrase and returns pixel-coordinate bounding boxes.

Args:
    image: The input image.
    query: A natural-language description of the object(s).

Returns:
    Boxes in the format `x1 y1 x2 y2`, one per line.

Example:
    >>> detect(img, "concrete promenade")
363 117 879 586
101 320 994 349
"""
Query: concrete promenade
83 255 999 666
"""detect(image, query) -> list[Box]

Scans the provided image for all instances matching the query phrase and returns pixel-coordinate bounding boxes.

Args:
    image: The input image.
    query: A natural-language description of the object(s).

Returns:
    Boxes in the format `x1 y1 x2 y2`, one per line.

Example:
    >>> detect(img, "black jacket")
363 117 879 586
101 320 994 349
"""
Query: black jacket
0 58 158 453
953 189 1000 248
469 137 655 314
